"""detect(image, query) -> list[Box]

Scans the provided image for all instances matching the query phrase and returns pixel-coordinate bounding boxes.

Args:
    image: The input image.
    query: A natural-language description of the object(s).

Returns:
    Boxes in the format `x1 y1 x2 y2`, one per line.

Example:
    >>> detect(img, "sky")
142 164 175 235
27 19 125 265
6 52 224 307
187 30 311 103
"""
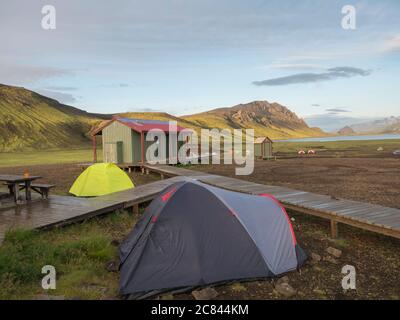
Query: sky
0 0 399 131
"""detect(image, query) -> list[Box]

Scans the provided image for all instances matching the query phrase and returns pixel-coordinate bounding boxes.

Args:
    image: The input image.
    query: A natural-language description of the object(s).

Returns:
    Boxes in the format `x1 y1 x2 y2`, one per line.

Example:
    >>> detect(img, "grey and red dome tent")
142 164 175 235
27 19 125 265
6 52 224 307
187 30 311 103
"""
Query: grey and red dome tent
119 180 307 298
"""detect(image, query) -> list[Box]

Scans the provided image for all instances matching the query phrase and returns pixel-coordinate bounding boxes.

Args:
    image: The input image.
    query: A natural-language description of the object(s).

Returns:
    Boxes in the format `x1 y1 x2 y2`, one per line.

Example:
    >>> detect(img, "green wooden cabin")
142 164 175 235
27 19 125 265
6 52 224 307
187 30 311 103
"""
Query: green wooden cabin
91 118 187 164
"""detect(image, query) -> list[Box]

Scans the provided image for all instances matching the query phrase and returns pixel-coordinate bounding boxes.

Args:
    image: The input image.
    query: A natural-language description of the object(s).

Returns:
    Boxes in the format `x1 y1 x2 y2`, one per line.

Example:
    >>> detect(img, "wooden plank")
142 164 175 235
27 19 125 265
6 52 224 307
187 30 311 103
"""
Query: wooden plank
345 208 397 220
295 199 337 209
330 220 338 238
366 214 400 228
335 204 377 216
132 204 139 215
280 196 332 207
274 191 309 199
315 202 364 214
285 203 400 239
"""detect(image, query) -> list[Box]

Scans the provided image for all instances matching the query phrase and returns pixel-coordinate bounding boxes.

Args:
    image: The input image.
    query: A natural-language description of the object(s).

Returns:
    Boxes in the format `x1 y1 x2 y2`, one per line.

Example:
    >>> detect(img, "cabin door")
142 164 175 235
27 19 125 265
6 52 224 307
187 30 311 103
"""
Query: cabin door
104 142 117 163
116 141 124 163
104 141 123 163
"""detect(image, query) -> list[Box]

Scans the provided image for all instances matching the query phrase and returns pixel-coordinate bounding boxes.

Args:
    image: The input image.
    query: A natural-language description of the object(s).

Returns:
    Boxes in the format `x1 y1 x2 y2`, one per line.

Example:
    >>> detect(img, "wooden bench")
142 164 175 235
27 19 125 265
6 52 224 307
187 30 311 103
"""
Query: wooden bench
19 183 56 199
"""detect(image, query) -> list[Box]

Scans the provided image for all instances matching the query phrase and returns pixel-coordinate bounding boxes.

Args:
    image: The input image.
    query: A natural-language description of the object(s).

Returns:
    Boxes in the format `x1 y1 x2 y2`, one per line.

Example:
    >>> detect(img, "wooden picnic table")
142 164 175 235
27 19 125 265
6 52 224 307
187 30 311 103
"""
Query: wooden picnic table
0 174 42 203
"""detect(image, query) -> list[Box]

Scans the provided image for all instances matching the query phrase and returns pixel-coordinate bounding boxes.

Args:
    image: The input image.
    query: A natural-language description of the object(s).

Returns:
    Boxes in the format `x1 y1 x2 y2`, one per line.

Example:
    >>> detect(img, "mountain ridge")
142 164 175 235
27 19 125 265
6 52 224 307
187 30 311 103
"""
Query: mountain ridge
0 84 325 151
0 84 109 151
338 116 400 135
182 101 324 138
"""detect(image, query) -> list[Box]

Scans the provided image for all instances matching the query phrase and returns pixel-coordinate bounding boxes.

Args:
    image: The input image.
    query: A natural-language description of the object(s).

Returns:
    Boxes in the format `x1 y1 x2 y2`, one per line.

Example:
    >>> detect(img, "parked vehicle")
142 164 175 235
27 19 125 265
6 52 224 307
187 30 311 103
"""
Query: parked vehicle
393 150 400 156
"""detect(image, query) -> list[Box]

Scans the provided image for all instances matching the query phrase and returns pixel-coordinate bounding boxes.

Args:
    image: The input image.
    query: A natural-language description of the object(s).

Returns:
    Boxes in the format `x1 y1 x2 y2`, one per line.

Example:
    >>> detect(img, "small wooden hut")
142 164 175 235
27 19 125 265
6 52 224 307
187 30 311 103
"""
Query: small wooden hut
254 137 273 159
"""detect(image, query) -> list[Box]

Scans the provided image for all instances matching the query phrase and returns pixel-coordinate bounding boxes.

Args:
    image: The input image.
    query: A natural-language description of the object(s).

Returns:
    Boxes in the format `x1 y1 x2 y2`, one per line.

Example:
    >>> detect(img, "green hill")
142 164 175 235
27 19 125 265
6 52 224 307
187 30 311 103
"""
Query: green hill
0 84 107 152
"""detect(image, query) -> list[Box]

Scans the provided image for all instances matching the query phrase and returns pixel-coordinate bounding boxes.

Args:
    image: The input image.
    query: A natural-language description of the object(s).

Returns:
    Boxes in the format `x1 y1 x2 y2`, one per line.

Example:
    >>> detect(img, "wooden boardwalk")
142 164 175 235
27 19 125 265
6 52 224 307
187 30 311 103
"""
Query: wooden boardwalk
0 176 185 244
1 162 399 244
143 164 400 240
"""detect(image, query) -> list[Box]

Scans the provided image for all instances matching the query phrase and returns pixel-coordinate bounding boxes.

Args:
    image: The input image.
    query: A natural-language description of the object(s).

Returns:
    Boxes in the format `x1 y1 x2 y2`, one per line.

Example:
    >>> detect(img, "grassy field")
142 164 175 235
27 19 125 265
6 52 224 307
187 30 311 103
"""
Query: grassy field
1 139 399 168
274 139 400 157
0 210 137 299
0 148 102 168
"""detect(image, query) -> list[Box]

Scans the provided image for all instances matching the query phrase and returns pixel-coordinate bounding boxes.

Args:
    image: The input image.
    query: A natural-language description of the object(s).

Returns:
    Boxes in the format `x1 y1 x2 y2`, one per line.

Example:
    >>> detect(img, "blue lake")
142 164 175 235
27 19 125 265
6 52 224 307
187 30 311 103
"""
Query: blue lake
276 134 400 143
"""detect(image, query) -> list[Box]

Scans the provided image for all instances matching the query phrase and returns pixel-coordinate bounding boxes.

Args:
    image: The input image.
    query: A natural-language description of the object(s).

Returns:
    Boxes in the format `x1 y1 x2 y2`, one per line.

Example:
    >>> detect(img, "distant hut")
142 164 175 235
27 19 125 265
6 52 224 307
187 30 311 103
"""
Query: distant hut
254 137 273 159
91 117 188 165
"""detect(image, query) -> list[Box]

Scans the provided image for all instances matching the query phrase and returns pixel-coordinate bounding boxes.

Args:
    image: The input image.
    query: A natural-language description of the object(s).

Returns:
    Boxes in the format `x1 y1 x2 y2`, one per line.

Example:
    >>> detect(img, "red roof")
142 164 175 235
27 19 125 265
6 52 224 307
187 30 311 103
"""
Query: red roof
92 117 187 135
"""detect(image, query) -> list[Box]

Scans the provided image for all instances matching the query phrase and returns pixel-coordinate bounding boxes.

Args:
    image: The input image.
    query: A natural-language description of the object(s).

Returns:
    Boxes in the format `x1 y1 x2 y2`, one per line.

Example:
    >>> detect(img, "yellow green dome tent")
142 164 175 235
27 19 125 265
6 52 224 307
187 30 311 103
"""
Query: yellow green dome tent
70 163 134 197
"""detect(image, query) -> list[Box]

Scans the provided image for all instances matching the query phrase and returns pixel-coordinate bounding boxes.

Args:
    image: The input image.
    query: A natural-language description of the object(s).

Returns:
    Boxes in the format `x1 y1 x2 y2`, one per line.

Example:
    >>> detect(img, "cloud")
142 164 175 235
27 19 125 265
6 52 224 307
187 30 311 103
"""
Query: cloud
264 63 322 71
44 86 78 91
304 114 375 132
128 107 162 112
327 67 370 76
382 35 400 53
252 66 371 86
35 89 77 104
0 61 73 85
100 83 131 88
325 108 350 113
280 53 339 62
311 104 320 107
